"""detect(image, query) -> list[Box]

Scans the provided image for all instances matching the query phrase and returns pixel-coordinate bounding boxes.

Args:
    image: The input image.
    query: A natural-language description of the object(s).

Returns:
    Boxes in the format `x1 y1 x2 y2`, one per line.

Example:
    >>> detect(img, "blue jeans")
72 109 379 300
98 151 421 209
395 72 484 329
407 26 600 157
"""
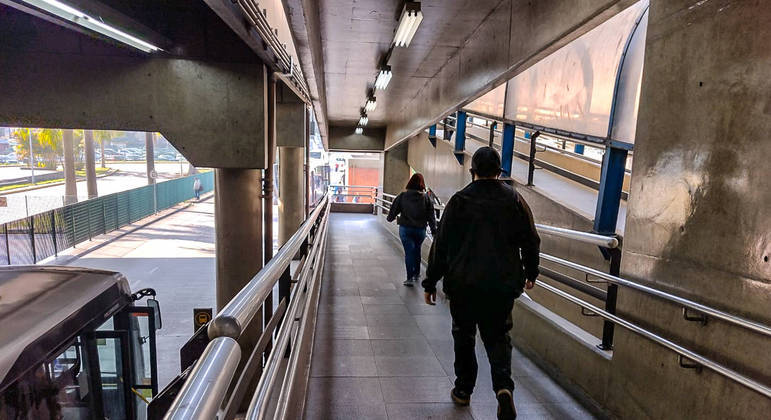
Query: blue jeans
399 225 426 280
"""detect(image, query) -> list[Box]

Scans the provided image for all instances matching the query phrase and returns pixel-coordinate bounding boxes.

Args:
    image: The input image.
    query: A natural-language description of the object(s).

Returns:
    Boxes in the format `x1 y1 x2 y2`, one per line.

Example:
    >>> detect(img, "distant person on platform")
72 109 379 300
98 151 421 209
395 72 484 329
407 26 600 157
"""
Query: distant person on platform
387 173 437 287
423 147 540 420
193 177 202 201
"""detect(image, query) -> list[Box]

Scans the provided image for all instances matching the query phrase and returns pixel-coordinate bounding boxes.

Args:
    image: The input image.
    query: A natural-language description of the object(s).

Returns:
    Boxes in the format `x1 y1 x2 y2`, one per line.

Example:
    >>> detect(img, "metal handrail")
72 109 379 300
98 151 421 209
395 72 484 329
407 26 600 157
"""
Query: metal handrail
164 337 241 419
540 253 771 338
375 196 768 337
247 205 330 419
164 196 329 420
535 224 618 248
536 281 771 399
377 194 616 249
208 196 328 339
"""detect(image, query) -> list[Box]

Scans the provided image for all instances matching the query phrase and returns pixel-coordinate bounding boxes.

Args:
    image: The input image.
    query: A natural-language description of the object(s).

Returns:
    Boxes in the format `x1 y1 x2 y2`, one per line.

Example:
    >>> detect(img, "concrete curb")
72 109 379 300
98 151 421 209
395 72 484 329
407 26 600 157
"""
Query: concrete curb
0 168 119 196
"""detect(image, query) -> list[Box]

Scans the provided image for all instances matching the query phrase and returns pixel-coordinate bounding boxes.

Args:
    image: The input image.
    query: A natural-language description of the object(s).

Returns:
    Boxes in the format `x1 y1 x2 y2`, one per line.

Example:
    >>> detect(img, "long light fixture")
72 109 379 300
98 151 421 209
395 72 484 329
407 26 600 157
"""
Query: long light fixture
20 0 161 53
365 97 377 112
355 127 364 135
393 1 423 48
374 65 392 90
358 113 369 126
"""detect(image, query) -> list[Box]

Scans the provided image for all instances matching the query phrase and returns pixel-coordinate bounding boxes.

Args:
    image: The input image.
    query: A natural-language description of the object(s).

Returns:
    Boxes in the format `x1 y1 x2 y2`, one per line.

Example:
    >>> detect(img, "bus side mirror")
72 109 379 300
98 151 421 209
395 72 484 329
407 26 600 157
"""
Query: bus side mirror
148 298 162 330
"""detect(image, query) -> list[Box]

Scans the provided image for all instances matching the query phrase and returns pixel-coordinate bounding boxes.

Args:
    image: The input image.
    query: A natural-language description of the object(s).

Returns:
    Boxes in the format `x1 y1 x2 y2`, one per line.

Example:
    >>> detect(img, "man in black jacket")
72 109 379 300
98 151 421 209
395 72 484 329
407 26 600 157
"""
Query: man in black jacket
423 147 540 419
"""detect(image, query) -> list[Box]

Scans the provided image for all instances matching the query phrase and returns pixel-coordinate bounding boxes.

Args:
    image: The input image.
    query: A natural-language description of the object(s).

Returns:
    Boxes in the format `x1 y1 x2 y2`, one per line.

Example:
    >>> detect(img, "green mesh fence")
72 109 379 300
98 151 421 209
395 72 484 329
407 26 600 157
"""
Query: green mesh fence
0 171 214 265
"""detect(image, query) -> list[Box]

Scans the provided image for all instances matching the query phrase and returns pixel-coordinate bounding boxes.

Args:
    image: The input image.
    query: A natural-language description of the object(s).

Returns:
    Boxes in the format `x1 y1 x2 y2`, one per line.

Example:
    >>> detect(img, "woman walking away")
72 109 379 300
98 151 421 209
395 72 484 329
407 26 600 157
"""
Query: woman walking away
387 173 437 286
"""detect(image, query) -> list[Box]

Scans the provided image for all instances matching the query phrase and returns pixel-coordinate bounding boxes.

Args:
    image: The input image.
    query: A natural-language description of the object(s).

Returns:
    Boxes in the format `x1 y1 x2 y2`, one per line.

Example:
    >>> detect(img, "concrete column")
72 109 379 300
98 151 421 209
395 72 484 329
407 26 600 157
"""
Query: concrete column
383 142 410 196
62 129 77 204
84 130 98 198
214 168 263 308
278 147 304 246
145 132 155 185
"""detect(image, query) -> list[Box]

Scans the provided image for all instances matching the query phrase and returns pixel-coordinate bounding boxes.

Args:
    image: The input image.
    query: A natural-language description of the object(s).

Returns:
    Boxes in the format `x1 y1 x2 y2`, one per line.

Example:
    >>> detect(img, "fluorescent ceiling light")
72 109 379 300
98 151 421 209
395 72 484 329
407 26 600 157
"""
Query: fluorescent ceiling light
355 127 364 135
375 66 392 90
20 0 161 53
365 97 377 112
393 2 423 48
358 114 369 126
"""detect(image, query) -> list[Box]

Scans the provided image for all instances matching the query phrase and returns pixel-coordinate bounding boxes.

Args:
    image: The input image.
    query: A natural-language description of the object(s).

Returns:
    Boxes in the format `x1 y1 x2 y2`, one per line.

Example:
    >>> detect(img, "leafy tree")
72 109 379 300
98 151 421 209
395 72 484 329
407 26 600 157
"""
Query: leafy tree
12 128 63 169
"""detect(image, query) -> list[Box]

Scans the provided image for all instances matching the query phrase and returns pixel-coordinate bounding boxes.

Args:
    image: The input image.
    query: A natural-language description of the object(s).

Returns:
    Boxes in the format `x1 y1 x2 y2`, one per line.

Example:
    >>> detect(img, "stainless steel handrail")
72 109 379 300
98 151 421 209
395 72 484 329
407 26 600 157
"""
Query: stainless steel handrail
208 196 328 339
378 194 616 248
247 206 330 419
164 337 241 420
540 253 771 338
535 224 618 248
165 197 330 420
536 281 771 399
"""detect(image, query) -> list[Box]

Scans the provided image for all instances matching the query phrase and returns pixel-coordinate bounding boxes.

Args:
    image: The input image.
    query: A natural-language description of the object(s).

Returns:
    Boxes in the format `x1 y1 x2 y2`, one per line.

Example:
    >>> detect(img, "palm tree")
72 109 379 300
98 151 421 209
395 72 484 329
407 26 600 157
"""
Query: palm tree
93 130 116 168
62 129 77 204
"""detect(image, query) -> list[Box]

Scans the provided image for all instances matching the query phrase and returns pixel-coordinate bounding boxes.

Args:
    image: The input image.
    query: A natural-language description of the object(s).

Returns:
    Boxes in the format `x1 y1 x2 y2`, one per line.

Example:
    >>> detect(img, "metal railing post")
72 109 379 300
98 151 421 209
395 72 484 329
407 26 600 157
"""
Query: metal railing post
527 131 540 186
4 224 10 265
501 123 515 178
29 216 36 263
51 210 57 257
600 246 621 350
488 121 497 147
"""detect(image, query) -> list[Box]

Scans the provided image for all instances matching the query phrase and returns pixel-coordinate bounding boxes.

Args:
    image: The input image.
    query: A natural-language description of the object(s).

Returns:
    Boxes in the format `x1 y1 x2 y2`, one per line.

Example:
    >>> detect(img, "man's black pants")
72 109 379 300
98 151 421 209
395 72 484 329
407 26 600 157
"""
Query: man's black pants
449 295 515 394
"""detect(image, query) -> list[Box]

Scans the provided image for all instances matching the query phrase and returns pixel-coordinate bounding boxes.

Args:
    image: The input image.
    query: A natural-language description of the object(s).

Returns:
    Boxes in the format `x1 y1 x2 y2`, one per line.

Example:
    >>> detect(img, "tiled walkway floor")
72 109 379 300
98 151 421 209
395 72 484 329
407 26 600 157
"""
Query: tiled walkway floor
305 213 596 419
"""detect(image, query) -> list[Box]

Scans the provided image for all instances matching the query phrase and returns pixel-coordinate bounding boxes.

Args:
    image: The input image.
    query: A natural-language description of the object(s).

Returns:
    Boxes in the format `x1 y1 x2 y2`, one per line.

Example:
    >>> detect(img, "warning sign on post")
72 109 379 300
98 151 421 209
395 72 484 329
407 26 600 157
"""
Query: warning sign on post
193 308 212 332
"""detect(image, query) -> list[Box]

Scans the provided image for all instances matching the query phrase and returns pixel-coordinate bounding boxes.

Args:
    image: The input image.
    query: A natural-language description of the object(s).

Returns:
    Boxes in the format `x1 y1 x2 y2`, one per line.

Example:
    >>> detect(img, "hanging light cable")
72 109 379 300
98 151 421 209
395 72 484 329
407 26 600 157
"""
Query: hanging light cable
393 1 423 48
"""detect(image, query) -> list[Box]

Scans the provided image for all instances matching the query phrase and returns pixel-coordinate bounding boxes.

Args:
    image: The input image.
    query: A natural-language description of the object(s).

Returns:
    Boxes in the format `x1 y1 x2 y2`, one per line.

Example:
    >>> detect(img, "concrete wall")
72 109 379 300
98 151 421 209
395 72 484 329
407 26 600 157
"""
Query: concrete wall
0 5 268 169
605 0 771 418
328 126 385 151
382 142 410 196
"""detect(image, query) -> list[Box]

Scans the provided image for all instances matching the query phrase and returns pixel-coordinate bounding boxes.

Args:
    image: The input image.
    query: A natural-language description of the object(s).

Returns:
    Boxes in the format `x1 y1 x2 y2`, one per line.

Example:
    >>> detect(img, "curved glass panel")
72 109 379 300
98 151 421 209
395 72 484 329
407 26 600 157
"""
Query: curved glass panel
503 0 648 138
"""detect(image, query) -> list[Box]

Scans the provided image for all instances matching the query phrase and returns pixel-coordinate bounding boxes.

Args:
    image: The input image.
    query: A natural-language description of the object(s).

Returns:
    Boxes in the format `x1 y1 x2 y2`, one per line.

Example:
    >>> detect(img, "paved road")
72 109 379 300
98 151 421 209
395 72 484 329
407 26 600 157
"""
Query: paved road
60 198 216 389
0 166 57 181
0 162 195 224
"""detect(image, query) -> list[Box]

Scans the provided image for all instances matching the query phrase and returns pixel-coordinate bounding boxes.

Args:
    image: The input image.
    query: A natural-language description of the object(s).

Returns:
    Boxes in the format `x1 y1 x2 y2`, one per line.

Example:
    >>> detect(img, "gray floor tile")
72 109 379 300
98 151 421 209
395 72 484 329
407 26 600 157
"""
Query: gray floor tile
363 303 411 315
306 377 382 404
371 338 434 357
311 355 379 377
368 322 425 339
380 377 454 403
308 214 596 419
375 356 446 377
305 402 388 420
386 403 474 419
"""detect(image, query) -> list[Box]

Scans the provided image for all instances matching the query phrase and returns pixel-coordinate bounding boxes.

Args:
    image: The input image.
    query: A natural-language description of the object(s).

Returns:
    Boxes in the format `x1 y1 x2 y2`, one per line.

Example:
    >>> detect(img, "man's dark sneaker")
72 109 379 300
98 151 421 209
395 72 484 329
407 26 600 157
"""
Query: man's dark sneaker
450 387 471 406
403 278 414 287
496 389 516 419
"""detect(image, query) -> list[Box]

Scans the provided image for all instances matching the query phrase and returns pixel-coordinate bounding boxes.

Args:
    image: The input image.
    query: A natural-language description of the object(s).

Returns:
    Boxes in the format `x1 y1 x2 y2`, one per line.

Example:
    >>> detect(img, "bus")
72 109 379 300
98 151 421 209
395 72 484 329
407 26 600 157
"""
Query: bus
0 266 161 419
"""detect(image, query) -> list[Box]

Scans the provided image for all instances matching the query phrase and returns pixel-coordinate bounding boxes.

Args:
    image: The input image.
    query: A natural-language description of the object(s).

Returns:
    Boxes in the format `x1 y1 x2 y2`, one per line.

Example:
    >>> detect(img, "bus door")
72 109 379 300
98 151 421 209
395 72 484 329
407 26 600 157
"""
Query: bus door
120 306 159 419
83 330 134 420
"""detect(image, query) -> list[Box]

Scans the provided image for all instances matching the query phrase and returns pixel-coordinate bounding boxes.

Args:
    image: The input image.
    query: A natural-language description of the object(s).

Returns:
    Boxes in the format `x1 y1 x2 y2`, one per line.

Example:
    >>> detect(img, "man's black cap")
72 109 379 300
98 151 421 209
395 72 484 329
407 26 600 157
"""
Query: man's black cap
471 147 501 177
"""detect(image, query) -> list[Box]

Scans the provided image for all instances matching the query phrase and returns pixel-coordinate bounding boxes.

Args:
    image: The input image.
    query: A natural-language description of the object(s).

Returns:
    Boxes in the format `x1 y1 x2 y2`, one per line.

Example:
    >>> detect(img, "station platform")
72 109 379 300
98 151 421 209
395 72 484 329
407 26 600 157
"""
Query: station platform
306 213 596 420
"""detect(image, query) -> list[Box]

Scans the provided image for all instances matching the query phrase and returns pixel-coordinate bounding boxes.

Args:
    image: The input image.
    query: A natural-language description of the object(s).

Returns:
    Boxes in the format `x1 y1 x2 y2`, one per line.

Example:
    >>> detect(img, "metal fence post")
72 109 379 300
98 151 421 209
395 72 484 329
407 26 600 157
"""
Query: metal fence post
50 210 57 257
87 203 92 240
102 199 106 234
4 224 10 265
29 216 36 264
527 131 540 186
